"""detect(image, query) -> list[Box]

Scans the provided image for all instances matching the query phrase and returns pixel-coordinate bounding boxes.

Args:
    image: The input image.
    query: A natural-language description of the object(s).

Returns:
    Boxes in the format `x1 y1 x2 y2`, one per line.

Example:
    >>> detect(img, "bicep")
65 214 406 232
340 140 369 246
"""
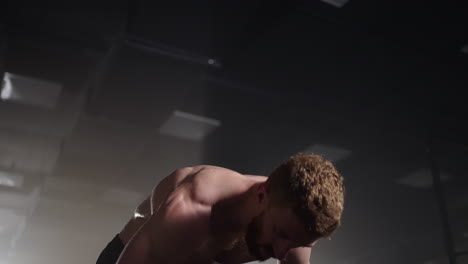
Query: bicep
118 199 209 264
148 199 210 262
280 247 312 264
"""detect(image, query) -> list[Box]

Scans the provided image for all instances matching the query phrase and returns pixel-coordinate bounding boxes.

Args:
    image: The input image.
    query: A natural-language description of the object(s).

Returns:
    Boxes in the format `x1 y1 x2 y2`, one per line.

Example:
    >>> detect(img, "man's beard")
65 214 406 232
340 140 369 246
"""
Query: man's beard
244 216 274 262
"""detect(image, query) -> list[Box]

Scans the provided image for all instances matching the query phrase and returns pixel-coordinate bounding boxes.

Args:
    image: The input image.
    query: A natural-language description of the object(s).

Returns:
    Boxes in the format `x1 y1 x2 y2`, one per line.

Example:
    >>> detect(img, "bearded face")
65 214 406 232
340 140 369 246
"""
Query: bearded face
244 212 274 261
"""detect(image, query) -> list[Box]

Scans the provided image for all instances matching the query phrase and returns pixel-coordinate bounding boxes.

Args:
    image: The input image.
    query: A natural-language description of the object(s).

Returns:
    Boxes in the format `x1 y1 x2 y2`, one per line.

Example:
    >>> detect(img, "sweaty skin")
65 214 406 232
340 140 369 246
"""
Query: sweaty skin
116 165 313 264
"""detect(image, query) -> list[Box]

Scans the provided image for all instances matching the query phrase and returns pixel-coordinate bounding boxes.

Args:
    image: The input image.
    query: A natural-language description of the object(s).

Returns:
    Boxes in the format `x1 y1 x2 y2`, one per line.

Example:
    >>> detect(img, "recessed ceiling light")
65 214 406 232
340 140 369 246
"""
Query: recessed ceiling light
0 170 24 188
397 168 450 189
1 72 62 109
159 110 221 141
461 43 468 55
320 0 350 8
303 144 351 162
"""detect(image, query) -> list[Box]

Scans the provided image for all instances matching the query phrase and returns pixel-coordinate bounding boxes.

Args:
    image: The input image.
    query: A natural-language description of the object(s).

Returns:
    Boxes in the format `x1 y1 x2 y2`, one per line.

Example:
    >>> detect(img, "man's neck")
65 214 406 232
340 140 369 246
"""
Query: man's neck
210 180 261 233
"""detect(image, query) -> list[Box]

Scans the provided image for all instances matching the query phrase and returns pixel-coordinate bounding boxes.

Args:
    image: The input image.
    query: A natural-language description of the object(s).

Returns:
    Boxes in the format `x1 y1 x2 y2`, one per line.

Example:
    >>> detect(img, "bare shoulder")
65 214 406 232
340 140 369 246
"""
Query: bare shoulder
188 165 249 204
192 167 268 192
193 165 241 174
155 164 265 211
151 166 239 211
160 165 239 187
119 188 214 264
151 166 266 212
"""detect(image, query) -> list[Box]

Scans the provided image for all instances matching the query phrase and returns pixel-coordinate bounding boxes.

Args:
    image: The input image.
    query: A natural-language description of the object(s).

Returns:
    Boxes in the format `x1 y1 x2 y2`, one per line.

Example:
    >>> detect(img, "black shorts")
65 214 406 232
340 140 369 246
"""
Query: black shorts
96 234 125 264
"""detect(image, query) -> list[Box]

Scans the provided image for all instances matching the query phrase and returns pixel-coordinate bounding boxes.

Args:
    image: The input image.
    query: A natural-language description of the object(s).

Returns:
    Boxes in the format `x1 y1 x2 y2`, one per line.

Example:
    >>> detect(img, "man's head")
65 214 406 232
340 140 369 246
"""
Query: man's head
245 153 345 260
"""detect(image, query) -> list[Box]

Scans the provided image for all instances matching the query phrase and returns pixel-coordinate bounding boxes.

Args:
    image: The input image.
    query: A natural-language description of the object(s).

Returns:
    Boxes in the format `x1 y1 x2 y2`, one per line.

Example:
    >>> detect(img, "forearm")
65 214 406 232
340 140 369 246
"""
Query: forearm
280 260 309 264
280 247 311 264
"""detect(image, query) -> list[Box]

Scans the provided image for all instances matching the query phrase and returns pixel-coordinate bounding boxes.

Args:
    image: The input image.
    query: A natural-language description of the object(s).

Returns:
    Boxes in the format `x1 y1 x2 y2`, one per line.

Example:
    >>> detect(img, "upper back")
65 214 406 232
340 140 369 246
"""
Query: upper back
120 165 266 264
150 166 260 261
155 165 254 212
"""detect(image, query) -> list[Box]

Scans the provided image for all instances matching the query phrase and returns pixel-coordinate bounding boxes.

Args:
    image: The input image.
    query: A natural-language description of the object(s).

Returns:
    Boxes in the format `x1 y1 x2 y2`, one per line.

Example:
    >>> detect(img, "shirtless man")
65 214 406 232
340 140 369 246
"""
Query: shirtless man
96 153 345 264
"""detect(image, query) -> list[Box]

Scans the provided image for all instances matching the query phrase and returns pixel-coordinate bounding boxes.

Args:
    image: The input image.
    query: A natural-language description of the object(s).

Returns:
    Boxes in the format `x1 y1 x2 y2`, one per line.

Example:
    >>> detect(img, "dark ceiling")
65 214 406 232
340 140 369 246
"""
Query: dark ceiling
3 0 467 124
1 0 468 263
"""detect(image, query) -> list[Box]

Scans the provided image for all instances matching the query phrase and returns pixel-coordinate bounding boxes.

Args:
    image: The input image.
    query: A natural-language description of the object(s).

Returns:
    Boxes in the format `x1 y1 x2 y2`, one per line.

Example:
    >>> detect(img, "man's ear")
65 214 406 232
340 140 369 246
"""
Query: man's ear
257 183 270 209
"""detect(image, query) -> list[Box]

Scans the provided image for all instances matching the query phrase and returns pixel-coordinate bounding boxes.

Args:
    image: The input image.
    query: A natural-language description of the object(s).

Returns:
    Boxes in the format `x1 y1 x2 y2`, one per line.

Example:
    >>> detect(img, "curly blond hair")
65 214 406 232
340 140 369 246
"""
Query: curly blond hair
266 153 345 238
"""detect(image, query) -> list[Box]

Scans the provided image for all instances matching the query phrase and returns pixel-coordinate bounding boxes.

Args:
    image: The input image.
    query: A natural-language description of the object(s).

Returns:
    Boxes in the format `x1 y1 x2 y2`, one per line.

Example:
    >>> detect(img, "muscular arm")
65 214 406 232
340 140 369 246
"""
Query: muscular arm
280 247 312 264
118 167 194 245
116 195 212 264
117 167 215 264
150 167 195 214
